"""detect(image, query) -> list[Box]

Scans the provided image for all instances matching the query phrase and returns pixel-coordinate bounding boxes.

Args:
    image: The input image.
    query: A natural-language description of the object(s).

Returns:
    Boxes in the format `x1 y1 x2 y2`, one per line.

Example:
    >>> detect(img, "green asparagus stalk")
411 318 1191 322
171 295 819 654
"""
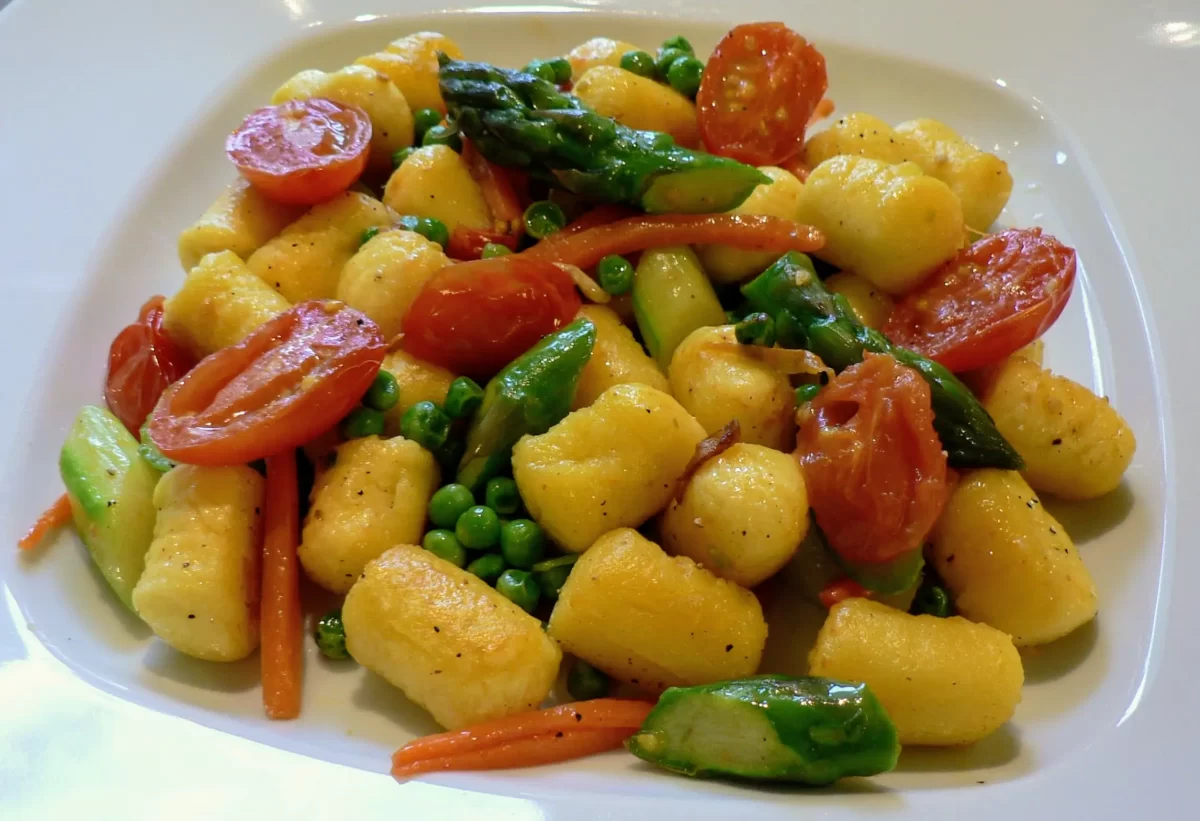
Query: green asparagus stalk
438 55 770 213
741 252 1023 470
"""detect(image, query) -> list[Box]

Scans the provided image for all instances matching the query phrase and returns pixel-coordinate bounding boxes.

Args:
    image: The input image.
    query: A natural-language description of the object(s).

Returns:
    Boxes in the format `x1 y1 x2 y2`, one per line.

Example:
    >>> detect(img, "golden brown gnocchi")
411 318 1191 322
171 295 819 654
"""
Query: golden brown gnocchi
298 436 439 594
802 113 927 168
808 598 1024 746
572 65 699 148
378 350 457 436
356 31 465 114
383 145 492 235
824 270 896 329
512 383 706 552
565 37 642 80
930 469 1098 646
572 304 669 409
335 229 450 339
177 179 305 272
660 443 809 587
548 528 768 693
344 545 561 729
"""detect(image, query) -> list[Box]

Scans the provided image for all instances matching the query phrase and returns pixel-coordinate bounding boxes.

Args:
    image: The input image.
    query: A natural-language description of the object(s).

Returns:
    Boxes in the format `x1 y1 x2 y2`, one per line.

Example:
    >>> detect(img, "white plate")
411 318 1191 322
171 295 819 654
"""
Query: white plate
0 1 1195 818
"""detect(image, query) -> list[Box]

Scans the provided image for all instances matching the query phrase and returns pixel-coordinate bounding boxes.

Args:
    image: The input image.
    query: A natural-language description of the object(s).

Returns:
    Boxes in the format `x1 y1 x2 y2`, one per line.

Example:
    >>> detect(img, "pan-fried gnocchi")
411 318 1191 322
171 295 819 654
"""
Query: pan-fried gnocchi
51 22 1143 786
132 466 264 662
573 66 700 148
356 31 465 114
383 145 492 235
163 250 291 358
978 356 1136 499
177 179 305 272
246 191 393 302
271 66 414 173
796 155 964 294
336 229 451 339
299 436 439 594
696 167 805 283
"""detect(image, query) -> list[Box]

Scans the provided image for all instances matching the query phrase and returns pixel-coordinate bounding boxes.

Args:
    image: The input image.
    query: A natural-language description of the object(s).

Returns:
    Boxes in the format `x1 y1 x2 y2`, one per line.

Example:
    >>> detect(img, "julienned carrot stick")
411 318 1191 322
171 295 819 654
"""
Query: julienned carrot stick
393 699 654 767
261 450 303 720
522 214 825 270
392 727 634 777
808 97 836 126
18 493 72 551
558 204 638 237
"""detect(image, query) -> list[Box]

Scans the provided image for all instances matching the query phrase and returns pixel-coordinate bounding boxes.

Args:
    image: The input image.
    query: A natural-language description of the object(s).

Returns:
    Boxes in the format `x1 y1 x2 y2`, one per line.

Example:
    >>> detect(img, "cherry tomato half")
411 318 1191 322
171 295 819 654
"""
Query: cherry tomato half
402 257 581 379
697 22 828 166
148 301 386 466
884 228 1077 373
105 296 195 437
226 98 372 206
796 353 949 565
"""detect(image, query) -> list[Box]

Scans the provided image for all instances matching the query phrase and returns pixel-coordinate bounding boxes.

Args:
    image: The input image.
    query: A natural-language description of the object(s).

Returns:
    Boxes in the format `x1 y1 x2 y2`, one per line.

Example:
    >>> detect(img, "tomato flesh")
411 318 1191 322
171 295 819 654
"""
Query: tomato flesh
796 353 949 565
697 22 828 166
402 257 581 379
226 98 372 206
884 228 1077 373
105 296 195 437
149 301 385 466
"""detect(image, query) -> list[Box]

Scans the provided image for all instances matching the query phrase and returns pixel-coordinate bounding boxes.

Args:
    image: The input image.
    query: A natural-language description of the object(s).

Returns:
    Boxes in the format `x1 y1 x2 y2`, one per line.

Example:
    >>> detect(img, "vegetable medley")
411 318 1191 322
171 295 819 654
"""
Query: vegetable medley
23 22 1139 786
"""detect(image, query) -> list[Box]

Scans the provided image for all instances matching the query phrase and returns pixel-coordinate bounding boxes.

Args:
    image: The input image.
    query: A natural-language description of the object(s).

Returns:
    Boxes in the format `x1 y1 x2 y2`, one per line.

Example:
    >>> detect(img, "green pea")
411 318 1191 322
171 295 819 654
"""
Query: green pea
422 122 462 152
523 200 567 240
360 225 381 247
340 406 385 439
567 658 610 700
523 58 558 83
734 312 776 347
444 376 484 419
428 483 476 529
412 108 443 141
661 35 694 55
395 214 450 249
795 384 822 405
665 55 705 99
500 518 545 569
435 436 466 478
467 553 506 583
619 50 657 78
655 47 687 79
400 400 451 451
485 477 522 516
481 242 512 259
911 577 955 618
363 369 400 412
423 529 468 567
456 505 501 550
596 254 635 295
495 569 541 613
531 553 578 600
392 146 416 169
315 608 350 660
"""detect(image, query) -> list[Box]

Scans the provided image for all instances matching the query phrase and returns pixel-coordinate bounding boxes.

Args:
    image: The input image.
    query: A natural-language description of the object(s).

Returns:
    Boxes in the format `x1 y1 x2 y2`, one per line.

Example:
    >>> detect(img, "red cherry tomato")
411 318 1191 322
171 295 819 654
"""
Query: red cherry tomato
226 98 372 206
884 228 1077 373
148 301 385 466
105 296 195 437
796 353 949 565
402 257 581 379
697 23 828 166
819 577 871 609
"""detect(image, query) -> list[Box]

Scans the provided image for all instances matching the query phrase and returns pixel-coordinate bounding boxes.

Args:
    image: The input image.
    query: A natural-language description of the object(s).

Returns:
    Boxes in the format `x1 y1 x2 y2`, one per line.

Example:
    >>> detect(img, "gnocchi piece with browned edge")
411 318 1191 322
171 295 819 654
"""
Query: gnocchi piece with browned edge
344 545 561 729
930 469 1098 646
548 528 768 693
809 598 1024 745
132 465 264 662
177 178 305 272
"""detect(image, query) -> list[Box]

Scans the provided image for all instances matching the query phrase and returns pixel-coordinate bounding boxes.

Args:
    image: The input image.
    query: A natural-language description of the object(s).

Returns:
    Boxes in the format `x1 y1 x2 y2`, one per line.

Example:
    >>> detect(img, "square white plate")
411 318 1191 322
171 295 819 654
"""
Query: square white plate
1 1 1195 818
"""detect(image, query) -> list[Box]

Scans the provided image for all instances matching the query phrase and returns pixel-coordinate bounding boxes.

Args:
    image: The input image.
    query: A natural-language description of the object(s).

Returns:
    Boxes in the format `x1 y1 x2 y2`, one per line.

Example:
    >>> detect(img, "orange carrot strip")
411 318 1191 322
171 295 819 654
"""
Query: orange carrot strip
261 450 303 720
18 493 72 551
393 699 653 767
557 204 639 238
462 139 525 228
808 97 836 127
392 727 634 778
522 214 824 270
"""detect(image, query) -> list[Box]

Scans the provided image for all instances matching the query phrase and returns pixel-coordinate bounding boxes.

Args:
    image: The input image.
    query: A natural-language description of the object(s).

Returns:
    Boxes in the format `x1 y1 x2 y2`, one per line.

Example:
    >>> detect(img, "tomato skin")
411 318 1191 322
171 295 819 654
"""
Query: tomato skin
697 23 828 166
149 301 385 466
884 228 1077 373
796 353 949 565
226 98 372 206
819 577 871 609
447 227 518 260
402 258 581 379
105 295 195 437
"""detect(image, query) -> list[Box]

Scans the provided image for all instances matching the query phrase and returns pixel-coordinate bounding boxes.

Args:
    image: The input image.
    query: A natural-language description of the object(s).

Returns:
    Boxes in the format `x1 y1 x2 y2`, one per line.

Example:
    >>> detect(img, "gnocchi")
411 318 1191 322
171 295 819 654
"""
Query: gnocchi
383 145 492 235
696 167 805 284
336 228 451 339
572 304 669 409
573 65 700 148
177 179 305 272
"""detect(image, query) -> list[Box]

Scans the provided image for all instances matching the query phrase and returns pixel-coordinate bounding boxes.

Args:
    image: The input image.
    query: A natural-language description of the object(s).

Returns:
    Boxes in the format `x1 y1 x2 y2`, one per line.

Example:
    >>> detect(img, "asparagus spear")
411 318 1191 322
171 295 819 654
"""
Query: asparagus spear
439 55 770 214
627 675 900 785
741 252 1023 470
